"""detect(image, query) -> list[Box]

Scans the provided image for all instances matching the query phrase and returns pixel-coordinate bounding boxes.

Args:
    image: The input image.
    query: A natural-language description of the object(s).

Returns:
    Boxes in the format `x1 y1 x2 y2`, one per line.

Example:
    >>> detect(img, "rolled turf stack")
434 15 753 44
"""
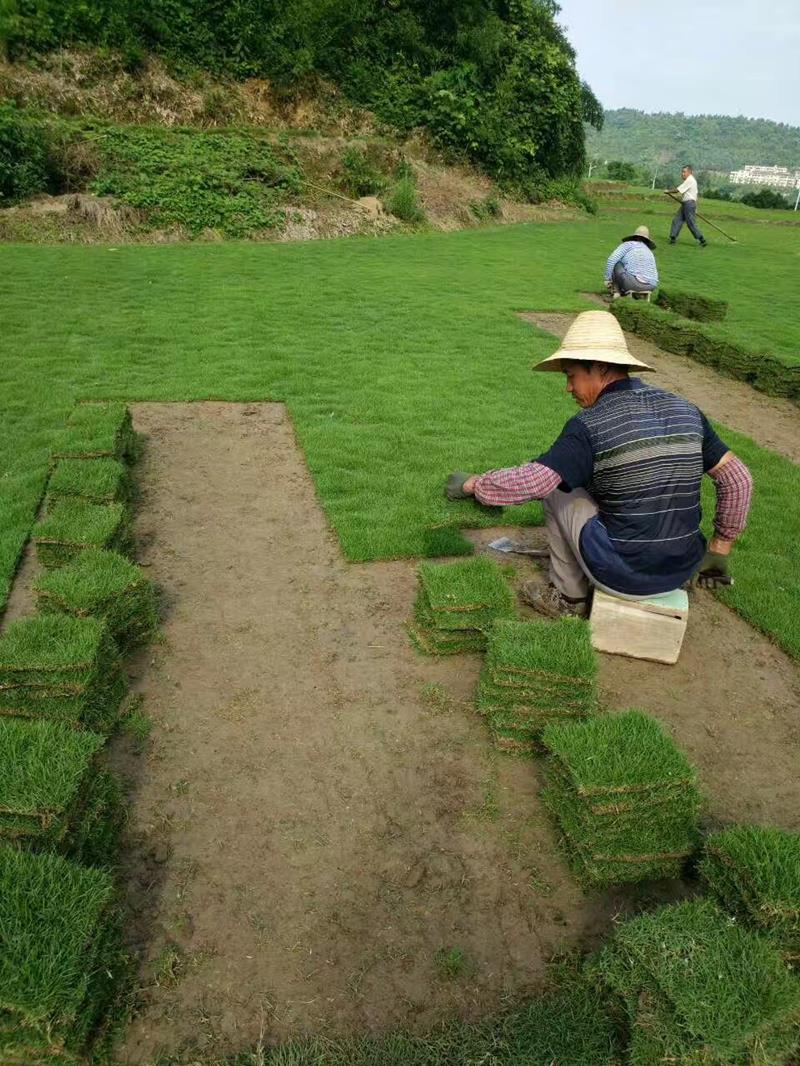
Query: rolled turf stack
477 617 597 755
0 615 126 733
596 899 800 1065
51 402 136 462
700 825 800 962
410 556 515 655
33 499 132 569
0 845 125 1065
46 457 132 510
541 710 701 887
35 548 158 651
0 718 122 866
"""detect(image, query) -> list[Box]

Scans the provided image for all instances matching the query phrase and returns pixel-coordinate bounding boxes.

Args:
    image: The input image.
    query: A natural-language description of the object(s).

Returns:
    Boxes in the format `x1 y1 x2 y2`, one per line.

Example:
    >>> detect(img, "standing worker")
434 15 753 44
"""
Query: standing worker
604 225 658 298
667 164 707 246
445 311 752 618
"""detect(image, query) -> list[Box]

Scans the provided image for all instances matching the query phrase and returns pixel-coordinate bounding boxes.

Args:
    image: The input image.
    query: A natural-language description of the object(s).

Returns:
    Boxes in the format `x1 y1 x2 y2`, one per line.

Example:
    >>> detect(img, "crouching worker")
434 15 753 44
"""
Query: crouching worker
445 311 753 618
604 225 658 298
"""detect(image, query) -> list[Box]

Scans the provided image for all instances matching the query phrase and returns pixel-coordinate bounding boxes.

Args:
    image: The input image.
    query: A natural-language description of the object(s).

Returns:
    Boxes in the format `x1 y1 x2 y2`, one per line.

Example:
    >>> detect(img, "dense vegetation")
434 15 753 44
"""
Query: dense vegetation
0 0 602 197
586 108 800 173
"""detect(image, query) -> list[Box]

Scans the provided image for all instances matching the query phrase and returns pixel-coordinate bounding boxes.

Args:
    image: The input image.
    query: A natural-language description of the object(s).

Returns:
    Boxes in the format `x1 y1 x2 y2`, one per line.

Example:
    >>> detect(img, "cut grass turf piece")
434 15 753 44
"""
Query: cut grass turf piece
407 623 487 657
51 402 136 462
0 615 126 733
46 457 131 509
35 548 159 650
596 899 800 1065
0 845 125 1064
33 499 132 569
417 556 515 630
541 709 697 797
700 825 800 960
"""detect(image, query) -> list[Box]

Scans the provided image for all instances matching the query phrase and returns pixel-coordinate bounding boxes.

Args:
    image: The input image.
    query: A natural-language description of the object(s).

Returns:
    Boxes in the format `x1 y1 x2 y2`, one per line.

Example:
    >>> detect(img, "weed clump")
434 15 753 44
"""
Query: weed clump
0 718 122 865
477 617 597 755
35 548 158 650
0 614 126 733
51 402 136 462
541 710 701 886
0 845 125 1063
410 556 515 655
34 499 132 569
47 457 132 508
595 899 800 1065
700 825 800 961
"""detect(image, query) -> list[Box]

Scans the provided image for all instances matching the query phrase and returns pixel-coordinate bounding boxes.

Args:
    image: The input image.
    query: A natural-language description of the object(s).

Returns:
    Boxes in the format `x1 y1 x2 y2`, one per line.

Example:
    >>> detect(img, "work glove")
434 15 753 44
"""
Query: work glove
694 551 733 589
445 472 472 500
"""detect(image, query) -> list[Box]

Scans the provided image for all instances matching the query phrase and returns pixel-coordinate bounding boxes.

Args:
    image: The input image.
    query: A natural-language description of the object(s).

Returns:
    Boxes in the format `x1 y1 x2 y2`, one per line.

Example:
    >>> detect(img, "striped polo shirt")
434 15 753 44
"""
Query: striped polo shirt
537 378 728 594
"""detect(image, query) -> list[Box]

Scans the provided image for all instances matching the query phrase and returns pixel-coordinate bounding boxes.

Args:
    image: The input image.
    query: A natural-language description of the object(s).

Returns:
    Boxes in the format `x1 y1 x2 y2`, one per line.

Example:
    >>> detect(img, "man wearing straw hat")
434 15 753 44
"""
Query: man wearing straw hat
445 311 753 618
604 225 658 298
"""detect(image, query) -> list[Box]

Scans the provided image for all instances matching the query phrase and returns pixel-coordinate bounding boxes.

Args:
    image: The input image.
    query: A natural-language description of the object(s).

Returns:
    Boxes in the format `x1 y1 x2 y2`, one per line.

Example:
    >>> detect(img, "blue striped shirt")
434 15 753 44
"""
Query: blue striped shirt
537 379 728 595
604 240 658 287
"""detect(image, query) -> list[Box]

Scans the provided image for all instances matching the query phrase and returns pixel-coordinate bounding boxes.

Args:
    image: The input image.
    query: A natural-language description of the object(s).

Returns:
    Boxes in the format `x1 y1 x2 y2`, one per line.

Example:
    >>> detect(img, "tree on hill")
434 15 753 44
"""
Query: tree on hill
0 0 603 195
585 108 800 173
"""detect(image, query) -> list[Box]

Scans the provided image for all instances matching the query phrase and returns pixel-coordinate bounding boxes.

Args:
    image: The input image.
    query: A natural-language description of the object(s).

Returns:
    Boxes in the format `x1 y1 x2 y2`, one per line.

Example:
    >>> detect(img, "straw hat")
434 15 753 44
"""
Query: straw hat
622 224 656 249
533 310 654 372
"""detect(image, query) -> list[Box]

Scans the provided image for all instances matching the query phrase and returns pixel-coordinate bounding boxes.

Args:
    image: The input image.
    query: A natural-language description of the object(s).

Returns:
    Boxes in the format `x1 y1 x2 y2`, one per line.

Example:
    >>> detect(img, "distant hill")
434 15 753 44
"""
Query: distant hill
586 109 800 173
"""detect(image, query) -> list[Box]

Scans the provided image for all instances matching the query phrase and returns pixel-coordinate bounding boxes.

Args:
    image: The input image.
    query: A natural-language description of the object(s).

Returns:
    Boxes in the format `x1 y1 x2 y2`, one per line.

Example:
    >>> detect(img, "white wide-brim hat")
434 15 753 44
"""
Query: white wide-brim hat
533 310 655 372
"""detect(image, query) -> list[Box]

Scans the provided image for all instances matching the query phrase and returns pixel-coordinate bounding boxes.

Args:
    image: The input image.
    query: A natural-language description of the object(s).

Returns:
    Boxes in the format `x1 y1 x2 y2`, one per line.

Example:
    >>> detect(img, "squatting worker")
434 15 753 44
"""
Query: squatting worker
667 164 707 247
604 225 658 298
444 311 753 619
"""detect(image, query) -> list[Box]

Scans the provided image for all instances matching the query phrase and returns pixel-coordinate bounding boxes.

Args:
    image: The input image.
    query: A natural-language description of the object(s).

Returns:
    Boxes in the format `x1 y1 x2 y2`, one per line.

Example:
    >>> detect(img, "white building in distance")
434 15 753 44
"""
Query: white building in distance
729 164 800 188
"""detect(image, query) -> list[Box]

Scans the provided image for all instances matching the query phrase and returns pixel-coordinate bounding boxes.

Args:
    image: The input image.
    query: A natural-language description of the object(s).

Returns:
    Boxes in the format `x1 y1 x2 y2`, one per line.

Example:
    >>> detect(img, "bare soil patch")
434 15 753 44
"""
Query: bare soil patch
519 310 800 464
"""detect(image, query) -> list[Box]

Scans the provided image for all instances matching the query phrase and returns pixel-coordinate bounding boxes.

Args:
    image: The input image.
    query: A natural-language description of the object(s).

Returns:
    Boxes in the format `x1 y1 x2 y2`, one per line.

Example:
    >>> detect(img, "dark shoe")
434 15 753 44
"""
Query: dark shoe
669 238 676 245
519 582 589 619
699 239 708 247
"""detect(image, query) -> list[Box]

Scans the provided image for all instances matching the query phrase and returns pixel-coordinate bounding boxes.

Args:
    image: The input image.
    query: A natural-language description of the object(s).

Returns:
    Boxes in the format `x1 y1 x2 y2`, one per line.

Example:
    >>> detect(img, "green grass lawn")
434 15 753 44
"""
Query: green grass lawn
2 219 799 657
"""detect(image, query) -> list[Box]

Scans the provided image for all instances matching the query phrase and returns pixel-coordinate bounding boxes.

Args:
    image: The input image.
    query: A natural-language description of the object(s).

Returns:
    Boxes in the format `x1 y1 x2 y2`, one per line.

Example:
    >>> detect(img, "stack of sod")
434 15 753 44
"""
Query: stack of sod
33 499 132 569
0 718 122 866
541 710 700 887
35 549 158 650
410 556 515 655
596 899 800 1065
46 457 132 509
476 618 597 755
700 825 800 962
0 615 126 733
51 402 136 462
0 845 125 1064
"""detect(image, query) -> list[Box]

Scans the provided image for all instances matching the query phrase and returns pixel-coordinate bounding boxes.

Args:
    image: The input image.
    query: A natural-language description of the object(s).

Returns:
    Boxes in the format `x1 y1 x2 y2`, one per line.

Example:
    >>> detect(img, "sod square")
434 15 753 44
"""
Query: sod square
597 899 800 1065
0 845 124 1064
410 556 515 655
35 548 159 650
700 825 800 961
47 457 132 509
51 402 136 462
33 499 132 569
0 615 126 733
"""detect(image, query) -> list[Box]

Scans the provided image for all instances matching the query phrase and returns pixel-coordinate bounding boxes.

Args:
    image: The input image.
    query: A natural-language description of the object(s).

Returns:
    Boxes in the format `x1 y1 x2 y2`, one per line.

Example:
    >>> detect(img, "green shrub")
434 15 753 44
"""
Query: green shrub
0 614 126 732
610 300 800 403
0 845 125 1063
0 101 51 204
338 146 387 198
35 548 159 650
604 160 637 182
700 825 800 960
34 499 132 569
387 174 425 224
741 188 791 210
654 288 729 322
88 124 303 237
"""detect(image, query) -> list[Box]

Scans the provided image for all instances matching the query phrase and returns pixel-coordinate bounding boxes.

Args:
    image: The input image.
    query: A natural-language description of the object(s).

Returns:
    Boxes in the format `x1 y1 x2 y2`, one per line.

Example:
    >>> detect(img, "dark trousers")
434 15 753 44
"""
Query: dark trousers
670 200 705 243
612 261 653 294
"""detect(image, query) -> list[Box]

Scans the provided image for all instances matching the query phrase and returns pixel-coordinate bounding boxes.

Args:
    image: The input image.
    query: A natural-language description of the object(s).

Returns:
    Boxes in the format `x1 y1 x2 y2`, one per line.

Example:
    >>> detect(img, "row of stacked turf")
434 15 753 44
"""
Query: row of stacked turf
0 402 158 1065
409 556 703 888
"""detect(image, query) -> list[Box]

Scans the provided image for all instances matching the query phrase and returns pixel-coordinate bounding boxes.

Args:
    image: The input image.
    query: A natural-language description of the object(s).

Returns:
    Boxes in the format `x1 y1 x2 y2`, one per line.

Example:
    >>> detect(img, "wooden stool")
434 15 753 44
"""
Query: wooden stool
590 588 688 665
629 290 652 302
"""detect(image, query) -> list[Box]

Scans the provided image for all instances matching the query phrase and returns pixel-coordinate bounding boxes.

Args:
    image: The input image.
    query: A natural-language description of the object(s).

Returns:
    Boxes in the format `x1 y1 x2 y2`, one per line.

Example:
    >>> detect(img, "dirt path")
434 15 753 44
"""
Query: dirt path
518 311 800 464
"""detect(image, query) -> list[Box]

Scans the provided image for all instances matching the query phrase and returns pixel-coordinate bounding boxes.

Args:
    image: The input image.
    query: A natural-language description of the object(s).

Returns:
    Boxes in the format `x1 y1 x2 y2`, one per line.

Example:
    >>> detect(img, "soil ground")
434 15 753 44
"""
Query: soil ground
2 383 798 1064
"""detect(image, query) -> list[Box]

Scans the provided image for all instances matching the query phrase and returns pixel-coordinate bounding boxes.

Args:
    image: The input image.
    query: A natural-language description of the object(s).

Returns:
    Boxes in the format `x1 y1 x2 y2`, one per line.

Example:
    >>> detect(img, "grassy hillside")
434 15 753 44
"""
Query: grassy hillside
586 108 800 173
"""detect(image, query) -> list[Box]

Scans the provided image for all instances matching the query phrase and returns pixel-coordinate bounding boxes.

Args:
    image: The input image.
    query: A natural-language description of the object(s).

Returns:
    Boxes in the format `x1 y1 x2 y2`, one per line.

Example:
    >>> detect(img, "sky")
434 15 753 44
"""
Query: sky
556 0 800 126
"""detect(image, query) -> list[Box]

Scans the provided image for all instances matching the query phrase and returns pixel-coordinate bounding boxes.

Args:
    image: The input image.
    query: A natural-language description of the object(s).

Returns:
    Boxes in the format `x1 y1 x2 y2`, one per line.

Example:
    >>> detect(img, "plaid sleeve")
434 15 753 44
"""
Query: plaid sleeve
473 462 562 506
708 455 753 540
